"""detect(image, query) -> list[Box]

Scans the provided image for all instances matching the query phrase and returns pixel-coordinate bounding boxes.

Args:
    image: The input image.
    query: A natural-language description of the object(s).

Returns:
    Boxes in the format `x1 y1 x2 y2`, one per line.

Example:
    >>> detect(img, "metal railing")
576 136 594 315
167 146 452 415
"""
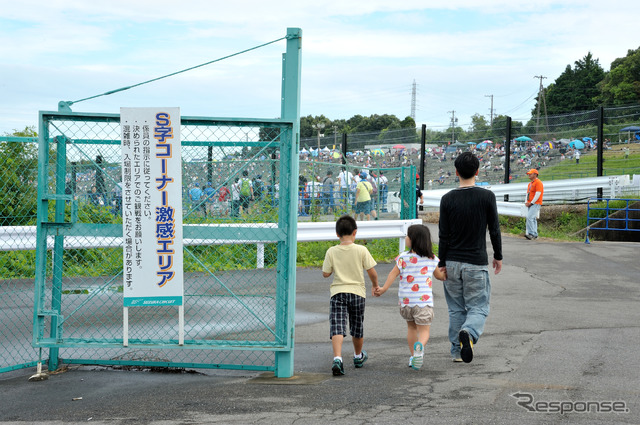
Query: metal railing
585 198 640 243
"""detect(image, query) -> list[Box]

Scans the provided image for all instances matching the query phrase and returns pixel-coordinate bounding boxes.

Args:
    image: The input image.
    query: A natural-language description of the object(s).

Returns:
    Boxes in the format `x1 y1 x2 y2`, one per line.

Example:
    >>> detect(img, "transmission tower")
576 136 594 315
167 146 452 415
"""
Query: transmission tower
410 80 417 120
534 75 549 136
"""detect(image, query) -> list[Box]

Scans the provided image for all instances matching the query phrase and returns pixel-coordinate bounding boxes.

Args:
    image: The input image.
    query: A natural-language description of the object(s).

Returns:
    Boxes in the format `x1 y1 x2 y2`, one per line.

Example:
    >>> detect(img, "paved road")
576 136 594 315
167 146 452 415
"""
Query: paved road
1 226 639 424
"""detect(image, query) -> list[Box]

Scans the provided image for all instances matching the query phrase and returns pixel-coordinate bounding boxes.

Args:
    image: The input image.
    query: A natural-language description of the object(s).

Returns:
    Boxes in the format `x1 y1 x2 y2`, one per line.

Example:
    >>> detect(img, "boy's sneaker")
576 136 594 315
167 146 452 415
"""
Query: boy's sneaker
332 358 344 376
411 342 424 370
459 330 474 363
452 353 463 362
353 350 368 368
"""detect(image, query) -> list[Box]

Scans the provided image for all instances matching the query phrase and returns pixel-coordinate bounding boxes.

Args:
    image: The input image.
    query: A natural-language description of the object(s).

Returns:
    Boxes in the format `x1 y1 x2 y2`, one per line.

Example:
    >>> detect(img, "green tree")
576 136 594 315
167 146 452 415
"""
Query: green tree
492 115 523 140
538 52 605 115
598 46 640 106
0 126 39 225
467 113 490 141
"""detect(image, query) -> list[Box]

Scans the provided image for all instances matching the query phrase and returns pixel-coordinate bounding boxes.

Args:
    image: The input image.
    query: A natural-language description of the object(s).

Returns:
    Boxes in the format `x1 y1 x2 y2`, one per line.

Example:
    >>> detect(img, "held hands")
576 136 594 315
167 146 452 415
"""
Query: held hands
437 266 447 281
373 286 386 297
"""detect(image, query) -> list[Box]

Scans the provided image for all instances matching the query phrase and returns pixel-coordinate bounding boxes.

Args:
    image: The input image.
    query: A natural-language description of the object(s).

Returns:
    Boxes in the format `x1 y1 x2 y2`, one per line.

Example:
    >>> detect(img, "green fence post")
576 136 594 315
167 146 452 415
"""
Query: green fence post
34 114 50 369
275 27 302 378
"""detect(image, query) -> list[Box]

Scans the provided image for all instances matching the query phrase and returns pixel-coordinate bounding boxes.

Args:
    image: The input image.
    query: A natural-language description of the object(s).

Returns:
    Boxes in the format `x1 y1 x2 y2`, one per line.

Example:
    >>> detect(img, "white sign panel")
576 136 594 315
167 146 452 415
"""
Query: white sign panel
121 107 184 307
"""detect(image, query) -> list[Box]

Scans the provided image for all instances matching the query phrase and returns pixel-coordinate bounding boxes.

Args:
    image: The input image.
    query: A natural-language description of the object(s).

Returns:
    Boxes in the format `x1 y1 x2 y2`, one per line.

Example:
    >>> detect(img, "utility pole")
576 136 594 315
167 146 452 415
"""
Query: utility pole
485 94 494 127
313 122 325 153
534 75 549 136
410 80 417 120
448 110 457 144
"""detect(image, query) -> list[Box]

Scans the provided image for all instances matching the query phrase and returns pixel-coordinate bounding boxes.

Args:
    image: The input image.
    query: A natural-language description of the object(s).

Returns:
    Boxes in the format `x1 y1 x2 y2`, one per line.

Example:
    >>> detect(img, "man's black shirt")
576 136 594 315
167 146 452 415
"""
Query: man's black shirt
438 186 503 267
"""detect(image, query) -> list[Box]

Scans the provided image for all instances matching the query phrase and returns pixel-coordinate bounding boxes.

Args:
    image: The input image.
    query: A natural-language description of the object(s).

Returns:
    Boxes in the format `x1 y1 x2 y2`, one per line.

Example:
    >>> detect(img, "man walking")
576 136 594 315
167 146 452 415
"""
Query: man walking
524 169 543 240
438 152 503 363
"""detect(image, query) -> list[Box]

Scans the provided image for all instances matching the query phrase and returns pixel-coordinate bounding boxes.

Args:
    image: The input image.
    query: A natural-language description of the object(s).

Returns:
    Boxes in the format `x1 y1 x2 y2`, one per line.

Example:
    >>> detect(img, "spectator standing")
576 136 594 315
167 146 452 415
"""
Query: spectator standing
354 172 373 221
203 182 216 217
415 175 424 218
88 185 103 206
217 184 230 216
337 168 354 211
189 183 205 215
253 175 264 201
524 169 543 240
239 171 254 215
322 171 335 213
378 171 389 212
230 178 240 217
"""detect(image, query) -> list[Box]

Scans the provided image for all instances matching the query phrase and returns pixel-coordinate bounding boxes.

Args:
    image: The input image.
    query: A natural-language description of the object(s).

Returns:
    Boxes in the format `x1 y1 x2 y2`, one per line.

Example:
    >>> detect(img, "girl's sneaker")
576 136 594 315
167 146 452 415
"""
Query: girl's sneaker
411 342 424 370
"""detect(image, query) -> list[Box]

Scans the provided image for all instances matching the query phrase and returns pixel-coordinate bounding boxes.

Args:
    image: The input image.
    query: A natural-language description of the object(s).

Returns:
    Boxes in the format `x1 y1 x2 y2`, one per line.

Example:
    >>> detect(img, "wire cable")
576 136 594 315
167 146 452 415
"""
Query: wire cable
66 36 287 106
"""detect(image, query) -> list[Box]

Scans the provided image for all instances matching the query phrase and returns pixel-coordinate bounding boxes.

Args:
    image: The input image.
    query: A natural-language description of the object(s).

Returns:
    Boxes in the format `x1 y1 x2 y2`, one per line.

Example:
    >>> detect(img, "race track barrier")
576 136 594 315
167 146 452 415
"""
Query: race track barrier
0 219 423 268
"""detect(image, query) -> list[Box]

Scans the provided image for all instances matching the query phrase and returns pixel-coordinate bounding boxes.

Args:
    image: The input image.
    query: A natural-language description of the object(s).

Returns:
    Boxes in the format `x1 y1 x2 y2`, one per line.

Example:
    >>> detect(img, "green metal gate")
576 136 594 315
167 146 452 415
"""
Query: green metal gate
31 28 302 377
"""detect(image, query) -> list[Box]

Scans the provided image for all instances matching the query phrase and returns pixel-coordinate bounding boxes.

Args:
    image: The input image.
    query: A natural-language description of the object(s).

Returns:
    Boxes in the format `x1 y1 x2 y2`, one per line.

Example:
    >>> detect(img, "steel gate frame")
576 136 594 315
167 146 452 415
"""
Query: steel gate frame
32 28 302 378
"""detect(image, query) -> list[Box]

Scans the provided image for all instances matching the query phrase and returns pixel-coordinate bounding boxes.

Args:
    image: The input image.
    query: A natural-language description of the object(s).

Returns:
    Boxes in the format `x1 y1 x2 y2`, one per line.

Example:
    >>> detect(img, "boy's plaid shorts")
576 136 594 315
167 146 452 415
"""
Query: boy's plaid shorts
329 292 365 339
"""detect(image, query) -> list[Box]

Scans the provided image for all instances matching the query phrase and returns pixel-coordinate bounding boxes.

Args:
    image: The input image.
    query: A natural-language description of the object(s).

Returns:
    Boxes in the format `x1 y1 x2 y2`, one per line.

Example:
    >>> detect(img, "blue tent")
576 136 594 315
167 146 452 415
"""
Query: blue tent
568 140 585 149
620 126 640 132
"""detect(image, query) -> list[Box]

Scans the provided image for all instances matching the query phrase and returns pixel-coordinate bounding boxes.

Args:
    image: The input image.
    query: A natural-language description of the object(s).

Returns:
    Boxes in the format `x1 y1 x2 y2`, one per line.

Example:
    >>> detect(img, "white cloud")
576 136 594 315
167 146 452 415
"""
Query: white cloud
1 0 638 135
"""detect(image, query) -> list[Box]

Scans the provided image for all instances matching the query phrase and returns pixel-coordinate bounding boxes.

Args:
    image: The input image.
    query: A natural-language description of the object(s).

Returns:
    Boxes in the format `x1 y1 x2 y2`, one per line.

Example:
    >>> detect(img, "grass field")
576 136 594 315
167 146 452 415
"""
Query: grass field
511 142 640 183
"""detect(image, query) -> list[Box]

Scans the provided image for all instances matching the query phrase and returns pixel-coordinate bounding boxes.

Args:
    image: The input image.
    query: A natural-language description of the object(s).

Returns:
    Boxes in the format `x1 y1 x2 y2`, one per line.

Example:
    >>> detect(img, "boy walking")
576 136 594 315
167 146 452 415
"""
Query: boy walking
322 215 379 375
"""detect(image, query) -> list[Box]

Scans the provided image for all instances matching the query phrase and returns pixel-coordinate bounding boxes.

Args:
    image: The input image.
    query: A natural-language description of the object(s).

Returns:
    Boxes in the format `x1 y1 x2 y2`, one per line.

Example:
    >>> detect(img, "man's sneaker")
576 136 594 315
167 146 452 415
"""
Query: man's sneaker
353 350 368 368
459 330 474 363
525 233 533 240
452 353 463 362
411 342 424 370
332 358 344 376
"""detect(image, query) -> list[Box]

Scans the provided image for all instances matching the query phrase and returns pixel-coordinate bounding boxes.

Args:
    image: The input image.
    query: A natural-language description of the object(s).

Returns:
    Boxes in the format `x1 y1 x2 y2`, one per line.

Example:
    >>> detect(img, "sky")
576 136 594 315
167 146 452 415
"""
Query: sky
1 0 637 136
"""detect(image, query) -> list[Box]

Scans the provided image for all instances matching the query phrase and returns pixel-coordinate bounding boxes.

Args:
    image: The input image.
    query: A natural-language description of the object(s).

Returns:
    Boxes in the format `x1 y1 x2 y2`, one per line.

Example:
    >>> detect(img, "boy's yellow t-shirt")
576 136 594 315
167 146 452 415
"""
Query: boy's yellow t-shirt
322 243 377 298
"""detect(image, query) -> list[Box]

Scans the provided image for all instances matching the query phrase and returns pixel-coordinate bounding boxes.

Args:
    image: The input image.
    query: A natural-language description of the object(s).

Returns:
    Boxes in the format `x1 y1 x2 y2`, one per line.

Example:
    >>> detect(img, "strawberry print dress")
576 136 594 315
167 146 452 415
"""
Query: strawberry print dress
396 251 439 308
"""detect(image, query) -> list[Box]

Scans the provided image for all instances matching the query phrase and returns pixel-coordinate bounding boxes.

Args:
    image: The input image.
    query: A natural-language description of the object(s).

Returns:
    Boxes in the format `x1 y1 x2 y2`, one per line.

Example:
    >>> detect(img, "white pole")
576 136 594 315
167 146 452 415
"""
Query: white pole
257 243 265 269
178 305 184 346
399 237 406 253
123 307 129 347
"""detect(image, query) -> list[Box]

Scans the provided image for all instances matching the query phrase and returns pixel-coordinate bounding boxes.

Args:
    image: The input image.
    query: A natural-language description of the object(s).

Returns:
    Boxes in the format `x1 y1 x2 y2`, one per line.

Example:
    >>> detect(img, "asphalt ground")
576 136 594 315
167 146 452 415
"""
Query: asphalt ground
1 224 639 424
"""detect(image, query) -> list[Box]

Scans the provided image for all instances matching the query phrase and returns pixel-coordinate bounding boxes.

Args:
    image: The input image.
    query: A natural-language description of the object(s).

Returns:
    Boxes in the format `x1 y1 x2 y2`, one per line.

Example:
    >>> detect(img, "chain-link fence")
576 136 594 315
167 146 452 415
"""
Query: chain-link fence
0 137 39 372
296 160 416 221
297 104 640 192
0 111 297 375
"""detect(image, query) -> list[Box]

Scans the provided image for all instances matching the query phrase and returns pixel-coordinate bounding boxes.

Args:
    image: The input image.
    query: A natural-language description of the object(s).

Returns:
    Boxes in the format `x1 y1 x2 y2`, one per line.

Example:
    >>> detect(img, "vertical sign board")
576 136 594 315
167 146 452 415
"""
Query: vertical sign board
121 108 184 307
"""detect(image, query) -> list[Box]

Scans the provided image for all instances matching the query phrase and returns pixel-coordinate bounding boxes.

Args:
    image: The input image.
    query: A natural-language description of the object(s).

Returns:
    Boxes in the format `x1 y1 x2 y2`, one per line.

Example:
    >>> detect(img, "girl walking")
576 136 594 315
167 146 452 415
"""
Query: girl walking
375 224 446 370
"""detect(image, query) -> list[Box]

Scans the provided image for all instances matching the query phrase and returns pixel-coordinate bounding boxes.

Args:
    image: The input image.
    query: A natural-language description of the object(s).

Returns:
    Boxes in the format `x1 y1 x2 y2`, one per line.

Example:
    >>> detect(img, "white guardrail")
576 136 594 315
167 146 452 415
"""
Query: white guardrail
420 174 639 211
0 220 423 268
3 175 638 264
